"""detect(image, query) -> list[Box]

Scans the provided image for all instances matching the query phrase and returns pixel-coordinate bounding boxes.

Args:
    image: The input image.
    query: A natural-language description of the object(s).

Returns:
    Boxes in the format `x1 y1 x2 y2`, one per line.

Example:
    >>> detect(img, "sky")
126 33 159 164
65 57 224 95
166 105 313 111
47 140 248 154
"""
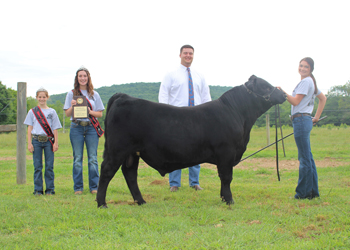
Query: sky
1 0 349 98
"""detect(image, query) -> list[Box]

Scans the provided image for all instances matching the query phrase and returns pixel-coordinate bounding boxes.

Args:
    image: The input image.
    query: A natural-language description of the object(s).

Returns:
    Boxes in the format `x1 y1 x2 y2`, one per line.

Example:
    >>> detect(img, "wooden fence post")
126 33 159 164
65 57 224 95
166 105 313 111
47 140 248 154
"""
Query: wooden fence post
17 82 27 184
266 114 270 145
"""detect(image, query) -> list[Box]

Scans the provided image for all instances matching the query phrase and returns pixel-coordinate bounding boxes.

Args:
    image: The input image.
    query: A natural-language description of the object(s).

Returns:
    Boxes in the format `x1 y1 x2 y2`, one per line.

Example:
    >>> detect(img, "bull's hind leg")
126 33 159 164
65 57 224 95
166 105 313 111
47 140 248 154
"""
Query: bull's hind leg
122 154 146 205
217 165 234 205
96 158 122 208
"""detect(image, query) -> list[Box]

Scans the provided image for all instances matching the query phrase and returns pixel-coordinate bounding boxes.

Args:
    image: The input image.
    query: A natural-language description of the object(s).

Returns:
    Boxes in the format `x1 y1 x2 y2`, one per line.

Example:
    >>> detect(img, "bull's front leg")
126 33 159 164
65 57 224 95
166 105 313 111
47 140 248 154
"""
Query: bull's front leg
96 158 122 208
122 154 146 205
217 166 234 205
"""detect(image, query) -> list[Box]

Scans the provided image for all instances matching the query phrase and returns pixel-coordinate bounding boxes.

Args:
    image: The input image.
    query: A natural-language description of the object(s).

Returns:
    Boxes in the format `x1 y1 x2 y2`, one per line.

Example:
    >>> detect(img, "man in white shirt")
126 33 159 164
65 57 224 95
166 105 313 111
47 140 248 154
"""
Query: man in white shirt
158 44 212 192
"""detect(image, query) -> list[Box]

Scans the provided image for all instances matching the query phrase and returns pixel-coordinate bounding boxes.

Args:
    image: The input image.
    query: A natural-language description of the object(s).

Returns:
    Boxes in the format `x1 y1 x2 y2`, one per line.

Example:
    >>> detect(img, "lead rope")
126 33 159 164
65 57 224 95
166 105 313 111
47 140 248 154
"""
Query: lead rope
240 115 327 163
241 102 327 182
278 104 286 157
275 104 283 181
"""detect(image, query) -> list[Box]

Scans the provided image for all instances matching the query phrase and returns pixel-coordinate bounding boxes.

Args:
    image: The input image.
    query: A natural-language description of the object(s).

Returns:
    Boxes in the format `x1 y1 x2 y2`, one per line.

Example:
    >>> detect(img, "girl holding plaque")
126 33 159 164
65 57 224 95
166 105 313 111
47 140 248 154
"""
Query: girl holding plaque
64 66 105 195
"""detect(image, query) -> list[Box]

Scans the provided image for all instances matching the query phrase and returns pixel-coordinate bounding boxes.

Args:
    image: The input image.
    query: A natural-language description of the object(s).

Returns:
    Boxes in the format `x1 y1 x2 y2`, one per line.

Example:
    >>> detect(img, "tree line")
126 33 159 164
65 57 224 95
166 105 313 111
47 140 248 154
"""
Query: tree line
0 82 16 125
1 81 349 128
255 80 350 127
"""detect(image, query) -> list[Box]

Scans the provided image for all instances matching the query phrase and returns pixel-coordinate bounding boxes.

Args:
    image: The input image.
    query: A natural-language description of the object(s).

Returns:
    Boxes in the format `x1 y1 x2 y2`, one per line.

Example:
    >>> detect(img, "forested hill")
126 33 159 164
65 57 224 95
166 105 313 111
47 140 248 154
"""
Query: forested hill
1 80 350 126
48 82 233 106
45 81 350 126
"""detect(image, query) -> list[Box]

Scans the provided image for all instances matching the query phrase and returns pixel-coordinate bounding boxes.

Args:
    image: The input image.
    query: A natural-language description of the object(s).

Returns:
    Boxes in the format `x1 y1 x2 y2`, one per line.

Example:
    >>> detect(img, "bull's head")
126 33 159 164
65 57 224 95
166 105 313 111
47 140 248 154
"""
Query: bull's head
244 75 287 105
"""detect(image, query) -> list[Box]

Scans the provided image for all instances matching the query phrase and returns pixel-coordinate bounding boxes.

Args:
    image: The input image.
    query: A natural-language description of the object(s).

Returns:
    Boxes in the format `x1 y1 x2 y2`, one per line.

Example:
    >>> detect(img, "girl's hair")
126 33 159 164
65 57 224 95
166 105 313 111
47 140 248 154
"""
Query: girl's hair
36 87 49 98
300 57 317 94
73 66 94 97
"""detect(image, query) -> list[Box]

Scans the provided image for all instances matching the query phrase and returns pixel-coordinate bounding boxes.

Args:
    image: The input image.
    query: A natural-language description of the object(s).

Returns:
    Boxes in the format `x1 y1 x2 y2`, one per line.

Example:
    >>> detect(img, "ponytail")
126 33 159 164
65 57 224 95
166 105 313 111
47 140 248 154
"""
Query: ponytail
310 73 317 94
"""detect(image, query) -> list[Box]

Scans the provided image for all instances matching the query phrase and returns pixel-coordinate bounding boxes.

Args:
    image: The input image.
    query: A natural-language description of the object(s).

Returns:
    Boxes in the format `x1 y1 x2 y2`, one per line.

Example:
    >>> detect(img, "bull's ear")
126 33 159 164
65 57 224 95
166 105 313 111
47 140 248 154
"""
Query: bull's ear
249 75 257 82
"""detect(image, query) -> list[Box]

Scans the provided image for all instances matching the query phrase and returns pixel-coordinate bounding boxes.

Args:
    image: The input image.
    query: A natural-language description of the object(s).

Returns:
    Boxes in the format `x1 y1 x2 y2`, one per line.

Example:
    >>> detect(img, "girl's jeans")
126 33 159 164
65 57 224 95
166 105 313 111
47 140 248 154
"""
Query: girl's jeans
32 139 55 194
293 115 319 199
70 122 100 192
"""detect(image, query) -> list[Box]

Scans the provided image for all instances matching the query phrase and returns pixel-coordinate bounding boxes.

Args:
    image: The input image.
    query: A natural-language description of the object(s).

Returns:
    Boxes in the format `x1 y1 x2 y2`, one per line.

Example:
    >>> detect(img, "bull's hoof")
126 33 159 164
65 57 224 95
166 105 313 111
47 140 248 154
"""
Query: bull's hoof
98 204 108 209
135 199 147 205
221 196 234 205
226 200 234 205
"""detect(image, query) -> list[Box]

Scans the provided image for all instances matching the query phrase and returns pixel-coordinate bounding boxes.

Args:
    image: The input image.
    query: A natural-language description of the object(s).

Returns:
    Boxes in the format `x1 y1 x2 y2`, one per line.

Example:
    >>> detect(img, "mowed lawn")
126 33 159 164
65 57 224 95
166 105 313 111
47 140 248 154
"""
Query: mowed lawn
0 127 349 249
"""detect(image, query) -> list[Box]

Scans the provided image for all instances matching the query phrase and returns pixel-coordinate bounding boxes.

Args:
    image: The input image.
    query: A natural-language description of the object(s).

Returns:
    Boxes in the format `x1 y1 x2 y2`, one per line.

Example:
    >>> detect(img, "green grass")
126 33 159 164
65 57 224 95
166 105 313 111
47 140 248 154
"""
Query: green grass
0 127 349 249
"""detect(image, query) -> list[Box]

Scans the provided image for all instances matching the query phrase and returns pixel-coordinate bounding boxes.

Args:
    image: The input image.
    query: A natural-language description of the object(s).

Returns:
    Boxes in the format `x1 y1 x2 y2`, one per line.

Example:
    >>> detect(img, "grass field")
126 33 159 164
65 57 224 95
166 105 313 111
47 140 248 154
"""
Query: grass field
1 127 349 249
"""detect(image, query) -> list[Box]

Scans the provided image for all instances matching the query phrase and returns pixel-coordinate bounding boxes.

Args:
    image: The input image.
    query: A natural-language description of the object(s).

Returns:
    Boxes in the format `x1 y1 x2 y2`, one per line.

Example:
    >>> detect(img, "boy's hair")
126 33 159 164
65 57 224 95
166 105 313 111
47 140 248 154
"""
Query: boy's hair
180 44 194 54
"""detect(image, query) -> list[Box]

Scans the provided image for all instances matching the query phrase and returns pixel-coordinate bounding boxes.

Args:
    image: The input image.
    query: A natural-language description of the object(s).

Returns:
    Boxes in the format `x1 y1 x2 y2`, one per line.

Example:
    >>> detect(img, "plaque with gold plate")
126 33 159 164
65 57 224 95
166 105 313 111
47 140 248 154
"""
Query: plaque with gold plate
73 96 88 119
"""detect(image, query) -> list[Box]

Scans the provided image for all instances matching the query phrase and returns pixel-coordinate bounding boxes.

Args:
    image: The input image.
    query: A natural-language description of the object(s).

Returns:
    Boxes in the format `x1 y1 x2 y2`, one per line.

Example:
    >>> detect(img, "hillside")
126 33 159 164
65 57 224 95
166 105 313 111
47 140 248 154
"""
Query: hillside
48 82 233 106
47 82 349 127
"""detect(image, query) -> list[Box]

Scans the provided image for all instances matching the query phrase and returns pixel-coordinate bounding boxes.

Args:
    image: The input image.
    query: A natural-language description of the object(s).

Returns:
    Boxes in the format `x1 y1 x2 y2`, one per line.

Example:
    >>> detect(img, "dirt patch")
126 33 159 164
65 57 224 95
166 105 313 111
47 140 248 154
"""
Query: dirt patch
136 158 348 173
1 155 346 171
0 155 32 161
149 179 168 185
0 155 73 161
199 158 348 171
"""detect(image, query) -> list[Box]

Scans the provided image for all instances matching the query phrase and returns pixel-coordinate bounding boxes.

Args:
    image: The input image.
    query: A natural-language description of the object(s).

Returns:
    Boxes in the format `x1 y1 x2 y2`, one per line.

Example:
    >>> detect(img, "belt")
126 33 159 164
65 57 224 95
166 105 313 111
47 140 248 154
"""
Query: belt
32 134 53 142
74 120 91 126
291 113 311 121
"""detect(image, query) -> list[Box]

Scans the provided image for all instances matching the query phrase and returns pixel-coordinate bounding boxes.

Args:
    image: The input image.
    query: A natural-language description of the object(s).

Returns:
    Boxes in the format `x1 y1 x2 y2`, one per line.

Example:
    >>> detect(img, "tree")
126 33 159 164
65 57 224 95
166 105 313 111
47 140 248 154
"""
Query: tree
0 82 17 124
326 80 350 125
27 96 37 111
328 81 350 97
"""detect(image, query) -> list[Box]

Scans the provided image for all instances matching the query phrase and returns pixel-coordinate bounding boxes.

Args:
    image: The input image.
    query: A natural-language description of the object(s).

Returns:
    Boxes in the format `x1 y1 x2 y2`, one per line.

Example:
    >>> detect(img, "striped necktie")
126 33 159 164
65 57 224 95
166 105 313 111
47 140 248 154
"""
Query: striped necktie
187 67 194 106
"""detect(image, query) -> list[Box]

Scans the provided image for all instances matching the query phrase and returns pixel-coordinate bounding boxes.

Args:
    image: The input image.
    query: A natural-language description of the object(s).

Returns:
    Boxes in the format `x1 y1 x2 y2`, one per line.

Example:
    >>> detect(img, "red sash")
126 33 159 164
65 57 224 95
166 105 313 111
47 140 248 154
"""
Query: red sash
76 90 104 137
32 106 55 150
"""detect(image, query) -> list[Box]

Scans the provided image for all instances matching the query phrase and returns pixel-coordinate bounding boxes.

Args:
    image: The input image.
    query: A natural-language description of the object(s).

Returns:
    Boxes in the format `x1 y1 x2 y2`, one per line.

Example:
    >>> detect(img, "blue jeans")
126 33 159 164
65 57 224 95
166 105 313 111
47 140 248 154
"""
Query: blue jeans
293 115 319 199
32 139 55 194
169 164 201 187
70 122 100 192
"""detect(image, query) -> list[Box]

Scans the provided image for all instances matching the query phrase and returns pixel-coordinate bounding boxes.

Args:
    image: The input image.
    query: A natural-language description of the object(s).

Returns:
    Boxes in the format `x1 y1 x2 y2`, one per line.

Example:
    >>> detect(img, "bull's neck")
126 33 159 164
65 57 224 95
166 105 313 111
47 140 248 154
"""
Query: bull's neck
221 85 273 128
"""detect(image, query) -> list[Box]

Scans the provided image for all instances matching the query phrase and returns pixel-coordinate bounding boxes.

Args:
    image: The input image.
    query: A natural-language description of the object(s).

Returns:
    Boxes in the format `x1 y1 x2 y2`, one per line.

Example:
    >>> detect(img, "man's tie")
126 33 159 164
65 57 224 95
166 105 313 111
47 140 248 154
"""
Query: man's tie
187 67 194 107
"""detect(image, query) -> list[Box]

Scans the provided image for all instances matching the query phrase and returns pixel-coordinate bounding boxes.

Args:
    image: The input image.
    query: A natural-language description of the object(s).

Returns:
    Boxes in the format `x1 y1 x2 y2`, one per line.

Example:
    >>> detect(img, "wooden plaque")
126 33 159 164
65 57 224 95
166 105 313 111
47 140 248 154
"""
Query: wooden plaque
73 96 88 119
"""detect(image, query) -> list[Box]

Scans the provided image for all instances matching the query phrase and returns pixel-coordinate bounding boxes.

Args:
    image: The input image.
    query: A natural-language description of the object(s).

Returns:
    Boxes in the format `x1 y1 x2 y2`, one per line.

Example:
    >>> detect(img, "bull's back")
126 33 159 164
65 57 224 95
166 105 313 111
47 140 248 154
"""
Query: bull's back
107 95 240 141
105 93 244 145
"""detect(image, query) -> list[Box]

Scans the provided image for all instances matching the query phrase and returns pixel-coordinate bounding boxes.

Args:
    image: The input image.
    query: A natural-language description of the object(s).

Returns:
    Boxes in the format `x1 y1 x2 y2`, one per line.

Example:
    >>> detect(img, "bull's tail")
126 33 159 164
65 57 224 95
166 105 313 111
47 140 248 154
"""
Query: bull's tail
105 93 126 116
103 93 126 159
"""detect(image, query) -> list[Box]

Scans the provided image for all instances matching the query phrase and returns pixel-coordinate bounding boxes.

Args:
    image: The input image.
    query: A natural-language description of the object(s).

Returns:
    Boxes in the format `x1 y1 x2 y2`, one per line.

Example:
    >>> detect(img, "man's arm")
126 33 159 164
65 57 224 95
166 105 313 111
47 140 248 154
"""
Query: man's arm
158 74 171 104
200 78 212 104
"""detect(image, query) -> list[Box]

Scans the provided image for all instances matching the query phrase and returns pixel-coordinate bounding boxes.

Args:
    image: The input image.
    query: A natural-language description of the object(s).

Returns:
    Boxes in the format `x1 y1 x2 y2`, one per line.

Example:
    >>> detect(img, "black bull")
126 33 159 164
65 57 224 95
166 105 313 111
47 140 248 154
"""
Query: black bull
96 75 286 208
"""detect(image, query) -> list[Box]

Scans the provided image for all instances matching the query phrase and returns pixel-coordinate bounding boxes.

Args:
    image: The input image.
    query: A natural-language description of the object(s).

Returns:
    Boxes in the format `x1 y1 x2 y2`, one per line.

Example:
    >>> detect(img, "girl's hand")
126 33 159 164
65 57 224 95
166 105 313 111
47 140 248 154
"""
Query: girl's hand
71 99 77 106
87 109 102 118
53 143 59 152
277 86 287 94
28 143 34 153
